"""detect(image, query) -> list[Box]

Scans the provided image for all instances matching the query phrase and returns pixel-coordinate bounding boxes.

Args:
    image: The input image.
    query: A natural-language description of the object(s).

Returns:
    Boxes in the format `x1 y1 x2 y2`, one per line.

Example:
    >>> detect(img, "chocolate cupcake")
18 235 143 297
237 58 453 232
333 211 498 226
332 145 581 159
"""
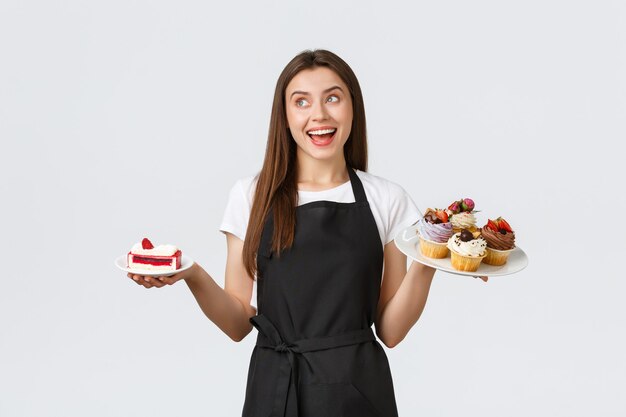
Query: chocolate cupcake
480 217 516 266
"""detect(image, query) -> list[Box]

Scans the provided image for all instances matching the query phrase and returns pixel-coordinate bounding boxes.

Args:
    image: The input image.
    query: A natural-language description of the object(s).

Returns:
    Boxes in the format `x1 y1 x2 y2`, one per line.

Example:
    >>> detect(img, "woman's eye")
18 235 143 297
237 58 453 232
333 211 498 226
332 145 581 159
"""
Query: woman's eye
327 95 339 103
296 99 309 107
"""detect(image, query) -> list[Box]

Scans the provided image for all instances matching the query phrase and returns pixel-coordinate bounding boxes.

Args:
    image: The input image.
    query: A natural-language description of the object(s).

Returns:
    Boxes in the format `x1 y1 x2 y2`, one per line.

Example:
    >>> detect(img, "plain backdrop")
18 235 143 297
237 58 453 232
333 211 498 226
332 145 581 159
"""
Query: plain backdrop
1 0 624 416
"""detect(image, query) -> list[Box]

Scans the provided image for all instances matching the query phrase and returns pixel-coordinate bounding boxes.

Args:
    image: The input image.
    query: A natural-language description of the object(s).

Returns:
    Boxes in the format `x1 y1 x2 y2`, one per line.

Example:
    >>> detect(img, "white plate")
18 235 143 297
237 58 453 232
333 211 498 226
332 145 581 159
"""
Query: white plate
114 254 194 277
394 224 528 277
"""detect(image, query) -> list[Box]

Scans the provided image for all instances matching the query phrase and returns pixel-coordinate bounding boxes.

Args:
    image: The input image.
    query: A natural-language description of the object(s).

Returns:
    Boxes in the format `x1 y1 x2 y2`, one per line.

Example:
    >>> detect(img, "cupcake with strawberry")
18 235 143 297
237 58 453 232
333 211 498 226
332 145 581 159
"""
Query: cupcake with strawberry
447 229 488 272
480 217 516 266
447 198 478 233
416 208 454 258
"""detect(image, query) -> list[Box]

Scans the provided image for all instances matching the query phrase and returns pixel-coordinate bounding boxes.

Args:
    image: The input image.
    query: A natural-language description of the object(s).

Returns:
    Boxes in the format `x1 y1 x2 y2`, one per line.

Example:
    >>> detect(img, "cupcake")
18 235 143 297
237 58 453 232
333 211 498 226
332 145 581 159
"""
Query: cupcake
447 198 478 233
480 217 516 266
447 229 487 272
416 208 454 258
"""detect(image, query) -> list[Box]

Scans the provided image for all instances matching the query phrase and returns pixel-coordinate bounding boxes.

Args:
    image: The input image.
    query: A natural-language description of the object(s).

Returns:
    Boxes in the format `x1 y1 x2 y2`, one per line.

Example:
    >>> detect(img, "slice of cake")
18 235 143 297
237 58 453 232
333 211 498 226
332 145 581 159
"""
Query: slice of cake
127 238 182 271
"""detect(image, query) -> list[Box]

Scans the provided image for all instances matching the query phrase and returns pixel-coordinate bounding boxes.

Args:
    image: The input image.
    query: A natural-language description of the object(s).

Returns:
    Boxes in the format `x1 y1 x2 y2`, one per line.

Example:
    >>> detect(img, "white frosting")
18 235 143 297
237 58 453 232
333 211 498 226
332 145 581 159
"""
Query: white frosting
447 233 487 257
450 212 477 229
130 242 178 256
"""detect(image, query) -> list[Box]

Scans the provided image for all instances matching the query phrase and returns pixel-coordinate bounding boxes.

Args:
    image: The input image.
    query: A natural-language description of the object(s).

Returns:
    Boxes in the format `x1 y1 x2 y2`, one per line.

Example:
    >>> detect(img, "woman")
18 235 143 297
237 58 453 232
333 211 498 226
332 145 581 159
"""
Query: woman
128 49 478 416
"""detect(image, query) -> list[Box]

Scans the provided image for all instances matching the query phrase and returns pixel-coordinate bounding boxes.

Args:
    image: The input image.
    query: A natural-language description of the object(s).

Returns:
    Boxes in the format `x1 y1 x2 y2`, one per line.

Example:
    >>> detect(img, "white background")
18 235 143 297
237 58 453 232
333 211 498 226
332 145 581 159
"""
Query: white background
1 0 624 416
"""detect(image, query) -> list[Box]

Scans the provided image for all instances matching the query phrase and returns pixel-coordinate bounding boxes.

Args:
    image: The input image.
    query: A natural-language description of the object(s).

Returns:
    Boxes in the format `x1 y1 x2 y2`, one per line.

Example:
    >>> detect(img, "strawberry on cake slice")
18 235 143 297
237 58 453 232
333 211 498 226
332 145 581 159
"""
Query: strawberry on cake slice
127 238 182 271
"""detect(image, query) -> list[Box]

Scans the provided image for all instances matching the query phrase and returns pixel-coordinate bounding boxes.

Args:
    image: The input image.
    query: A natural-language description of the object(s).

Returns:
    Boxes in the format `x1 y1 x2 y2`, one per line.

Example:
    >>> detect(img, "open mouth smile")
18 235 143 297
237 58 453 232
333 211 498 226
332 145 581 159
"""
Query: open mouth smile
306 128 337 146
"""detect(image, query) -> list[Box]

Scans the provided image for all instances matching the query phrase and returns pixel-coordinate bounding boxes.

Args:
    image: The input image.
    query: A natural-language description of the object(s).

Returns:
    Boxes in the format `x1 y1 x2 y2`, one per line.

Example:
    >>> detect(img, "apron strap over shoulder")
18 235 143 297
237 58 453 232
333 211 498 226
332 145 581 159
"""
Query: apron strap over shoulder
347 167 367 203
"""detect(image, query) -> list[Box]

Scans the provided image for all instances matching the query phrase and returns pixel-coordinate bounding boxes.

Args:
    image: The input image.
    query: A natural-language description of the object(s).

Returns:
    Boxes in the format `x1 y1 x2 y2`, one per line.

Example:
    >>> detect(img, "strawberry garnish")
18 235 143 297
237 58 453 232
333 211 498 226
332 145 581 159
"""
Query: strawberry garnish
486 219 499 232
435 210 449 223
141 238 154 250
497 217 513 233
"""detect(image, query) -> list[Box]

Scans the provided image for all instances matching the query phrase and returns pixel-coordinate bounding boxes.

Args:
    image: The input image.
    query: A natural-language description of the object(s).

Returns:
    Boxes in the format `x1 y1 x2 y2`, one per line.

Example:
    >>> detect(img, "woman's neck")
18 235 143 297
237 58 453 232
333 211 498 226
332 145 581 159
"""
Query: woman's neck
296 157 349 191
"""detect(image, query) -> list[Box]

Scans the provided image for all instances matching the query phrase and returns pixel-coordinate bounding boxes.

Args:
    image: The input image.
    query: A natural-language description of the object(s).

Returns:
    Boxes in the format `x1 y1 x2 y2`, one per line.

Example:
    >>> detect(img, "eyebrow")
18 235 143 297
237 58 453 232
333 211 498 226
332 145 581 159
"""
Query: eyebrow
289 85 344 99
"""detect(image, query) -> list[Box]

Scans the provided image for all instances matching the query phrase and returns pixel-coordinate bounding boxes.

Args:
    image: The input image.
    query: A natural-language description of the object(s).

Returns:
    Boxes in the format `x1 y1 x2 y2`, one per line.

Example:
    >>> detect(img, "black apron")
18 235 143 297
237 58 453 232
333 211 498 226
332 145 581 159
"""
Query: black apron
243 167 398 417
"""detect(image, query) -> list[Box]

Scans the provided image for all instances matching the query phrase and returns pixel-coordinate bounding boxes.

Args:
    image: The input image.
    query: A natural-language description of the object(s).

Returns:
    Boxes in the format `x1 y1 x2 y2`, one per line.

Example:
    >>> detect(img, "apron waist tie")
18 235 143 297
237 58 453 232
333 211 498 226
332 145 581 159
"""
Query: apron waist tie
250 314 375 417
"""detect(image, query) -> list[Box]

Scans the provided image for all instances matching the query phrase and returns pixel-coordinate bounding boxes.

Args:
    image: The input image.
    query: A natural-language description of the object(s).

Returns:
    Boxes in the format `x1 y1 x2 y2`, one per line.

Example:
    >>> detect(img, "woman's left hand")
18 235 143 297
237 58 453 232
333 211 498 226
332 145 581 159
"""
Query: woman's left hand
473 276 489 282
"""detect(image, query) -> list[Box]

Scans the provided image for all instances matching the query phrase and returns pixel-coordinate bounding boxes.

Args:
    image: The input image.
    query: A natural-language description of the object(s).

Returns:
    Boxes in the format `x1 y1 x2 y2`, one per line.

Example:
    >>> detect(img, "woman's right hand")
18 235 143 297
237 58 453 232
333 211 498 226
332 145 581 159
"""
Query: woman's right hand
127 262 198 289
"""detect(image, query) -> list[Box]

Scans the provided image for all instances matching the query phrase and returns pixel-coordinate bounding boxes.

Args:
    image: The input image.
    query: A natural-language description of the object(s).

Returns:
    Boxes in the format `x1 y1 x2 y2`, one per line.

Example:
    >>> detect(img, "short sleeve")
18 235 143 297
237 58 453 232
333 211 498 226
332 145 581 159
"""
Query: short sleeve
219 177 255 241
385 181 421 245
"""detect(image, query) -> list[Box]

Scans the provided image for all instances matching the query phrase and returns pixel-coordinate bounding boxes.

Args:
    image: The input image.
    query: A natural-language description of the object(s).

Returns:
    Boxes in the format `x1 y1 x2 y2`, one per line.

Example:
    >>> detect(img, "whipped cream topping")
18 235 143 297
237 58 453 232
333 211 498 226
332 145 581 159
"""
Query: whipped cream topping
447 233 487 257
450 212 476 229
480 227 516 251
416 219 453 243
130 242 178 256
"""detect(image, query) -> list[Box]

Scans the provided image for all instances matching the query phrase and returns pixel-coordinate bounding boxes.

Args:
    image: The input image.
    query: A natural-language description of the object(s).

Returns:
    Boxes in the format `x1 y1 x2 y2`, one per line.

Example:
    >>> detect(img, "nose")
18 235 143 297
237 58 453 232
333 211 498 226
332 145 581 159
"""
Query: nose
311 100 329 122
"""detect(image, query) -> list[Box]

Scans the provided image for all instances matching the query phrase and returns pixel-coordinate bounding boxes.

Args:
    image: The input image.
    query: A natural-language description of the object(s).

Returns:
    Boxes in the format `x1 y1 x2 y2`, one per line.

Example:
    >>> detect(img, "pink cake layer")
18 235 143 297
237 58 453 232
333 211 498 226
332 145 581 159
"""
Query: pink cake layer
127 250 182 270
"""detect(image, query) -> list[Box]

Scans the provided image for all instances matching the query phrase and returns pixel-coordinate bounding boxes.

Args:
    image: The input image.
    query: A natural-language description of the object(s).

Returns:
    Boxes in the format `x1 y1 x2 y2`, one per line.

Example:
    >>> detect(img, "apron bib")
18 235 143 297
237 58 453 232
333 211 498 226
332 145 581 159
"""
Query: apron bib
243 167 398 417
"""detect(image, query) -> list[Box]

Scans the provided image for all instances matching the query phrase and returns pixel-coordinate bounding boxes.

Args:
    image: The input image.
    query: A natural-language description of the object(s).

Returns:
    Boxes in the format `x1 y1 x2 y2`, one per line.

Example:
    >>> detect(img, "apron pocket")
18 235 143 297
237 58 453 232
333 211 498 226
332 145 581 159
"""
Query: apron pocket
300 382 381 417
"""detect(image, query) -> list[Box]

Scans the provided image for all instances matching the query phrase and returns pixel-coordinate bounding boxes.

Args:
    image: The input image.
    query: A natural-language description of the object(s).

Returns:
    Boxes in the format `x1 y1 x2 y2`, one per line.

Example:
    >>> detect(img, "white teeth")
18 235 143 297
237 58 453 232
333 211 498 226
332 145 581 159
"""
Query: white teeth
308 128 336 135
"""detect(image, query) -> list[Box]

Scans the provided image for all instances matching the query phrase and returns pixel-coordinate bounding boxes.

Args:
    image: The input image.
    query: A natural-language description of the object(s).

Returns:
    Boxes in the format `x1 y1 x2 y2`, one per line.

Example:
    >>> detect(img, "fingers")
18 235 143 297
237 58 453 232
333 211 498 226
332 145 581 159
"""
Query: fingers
127 273 141 285
157 274 178 285
144 276 166 288
473 276 489 282
127 273 169 288
128 273 150 287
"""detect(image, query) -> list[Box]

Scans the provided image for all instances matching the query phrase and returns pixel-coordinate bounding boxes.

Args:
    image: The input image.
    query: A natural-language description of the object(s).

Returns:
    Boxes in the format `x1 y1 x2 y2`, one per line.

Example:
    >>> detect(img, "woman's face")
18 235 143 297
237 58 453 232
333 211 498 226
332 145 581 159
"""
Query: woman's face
285 67 353 166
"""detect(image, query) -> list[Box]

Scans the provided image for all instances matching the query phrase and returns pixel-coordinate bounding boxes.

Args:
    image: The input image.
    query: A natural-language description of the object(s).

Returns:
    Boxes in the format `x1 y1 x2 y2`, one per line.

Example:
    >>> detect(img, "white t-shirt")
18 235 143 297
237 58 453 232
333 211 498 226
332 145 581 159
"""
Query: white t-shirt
218 169 420 308
220 169 419 247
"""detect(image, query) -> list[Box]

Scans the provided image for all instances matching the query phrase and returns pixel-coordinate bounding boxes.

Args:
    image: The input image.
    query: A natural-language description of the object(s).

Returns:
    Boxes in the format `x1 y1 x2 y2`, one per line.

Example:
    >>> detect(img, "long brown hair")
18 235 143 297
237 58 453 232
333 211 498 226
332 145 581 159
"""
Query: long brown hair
242 49 368 279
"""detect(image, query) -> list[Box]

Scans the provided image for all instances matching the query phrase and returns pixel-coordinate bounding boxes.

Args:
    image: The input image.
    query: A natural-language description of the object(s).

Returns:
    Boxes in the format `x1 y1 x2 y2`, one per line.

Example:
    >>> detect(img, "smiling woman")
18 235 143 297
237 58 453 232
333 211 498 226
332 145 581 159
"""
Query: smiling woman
286 68 353 162
287 71 352 154
127 49 443 417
